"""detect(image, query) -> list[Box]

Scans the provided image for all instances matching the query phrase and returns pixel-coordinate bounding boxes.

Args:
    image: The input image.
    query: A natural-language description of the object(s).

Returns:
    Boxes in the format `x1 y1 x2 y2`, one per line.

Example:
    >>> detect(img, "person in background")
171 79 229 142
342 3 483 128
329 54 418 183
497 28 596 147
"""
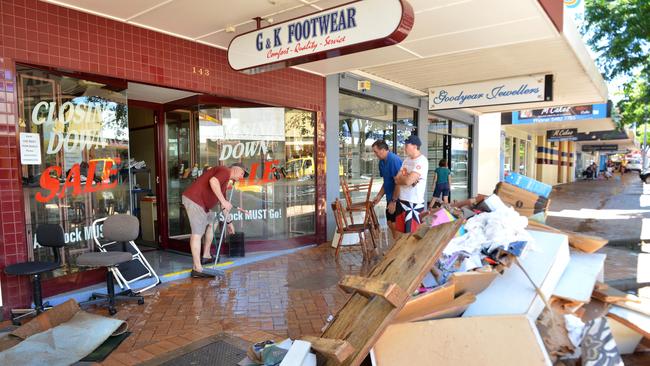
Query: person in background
182 163 249 277
371 140 403 239
429 159 452 207
590 162 599 180
394 135 428 234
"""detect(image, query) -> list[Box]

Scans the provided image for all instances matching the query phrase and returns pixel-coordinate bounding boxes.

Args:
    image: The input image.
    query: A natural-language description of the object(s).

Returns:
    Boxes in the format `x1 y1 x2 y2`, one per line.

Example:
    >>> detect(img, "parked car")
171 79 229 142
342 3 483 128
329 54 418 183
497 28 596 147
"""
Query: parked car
627 158 643 172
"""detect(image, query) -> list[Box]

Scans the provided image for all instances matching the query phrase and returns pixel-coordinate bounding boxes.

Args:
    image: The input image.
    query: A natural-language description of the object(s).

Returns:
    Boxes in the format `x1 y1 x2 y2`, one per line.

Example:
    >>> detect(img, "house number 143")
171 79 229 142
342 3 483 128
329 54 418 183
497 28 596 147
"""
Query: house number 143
192 67 210 76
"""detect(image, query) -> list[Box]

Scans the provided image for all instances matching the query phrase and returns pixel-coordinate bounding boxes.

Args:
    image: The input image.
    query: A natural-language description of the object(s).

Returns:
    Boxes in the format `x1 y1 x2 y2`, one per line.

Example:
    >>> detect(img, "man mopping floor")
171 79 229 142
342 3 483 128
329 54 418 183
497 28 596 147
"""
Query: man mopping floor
181 163 249 278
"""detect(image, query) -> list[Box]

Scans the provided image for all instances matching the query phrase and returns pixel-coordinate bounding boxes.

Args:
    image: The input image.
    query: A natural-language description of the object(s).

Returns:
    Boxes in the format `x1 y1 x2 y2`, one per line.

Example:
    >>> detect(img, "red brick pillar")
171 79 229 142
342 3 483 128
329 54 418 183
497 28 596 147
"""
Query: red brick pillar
0 57 31 319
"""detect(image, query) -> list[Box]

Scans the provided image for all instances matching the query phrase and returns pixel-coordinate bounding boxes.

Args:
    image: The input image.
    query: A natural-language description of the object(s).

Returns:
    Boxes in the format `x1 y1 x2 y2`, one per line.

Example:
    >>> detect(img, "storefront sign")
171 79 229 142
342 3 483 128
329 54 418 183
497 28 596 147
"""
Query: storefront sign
575 129 628 141
29 98 126 203
19 132 42 165
227 0 414 73
512 103 609 124
582 144 618 152
547 128 578 141
428 74 552 110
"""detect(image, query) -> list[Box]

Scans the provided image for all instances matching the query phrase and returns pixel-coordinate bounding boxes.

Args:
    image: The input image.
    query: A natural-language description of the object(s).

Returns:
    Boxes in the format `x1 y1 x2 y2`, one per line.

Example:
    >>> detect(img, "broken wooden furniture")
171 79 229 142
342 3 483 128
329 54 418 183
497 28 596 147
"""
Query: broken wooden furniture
331 198 377 260
301 220 462 366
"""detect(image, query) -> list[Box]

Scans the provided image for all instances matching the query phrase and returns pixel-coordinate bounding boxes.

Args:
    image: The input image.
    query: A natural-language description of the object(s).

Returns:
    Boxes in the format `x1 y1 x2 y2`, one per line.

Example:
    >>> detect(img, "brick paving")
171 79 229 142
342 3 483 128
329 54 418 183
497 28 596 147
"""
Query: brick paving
93 244 372 365
1 224 643 365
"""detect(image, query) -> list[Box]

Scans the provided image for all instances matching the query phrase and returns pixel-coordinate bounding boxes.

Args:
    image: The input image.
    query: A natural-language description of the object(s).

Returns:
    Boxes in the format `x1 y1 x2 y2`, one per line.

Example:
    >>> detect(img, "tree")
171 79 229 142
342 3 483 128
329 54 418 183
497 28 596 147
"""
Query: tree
582 0 650 127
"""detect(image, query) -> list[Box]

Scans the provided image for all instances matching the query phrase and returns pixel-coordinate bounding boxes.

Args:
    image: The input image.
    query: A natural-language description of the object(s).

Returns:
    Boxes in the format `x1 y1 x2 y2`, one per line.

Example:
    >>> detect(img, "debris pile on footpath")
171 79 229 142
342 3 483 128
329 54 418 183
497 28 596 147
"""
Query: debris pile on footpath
242 173 648 366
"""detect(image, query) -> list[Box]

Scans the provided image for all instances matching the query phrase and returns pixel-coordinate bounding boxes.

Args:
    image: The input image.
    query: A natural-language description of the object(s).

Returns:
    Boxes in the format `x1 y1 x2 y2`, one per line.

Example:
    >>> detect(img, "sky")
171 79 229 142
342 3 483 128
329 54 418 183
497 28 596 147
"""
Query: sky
565 0 628 103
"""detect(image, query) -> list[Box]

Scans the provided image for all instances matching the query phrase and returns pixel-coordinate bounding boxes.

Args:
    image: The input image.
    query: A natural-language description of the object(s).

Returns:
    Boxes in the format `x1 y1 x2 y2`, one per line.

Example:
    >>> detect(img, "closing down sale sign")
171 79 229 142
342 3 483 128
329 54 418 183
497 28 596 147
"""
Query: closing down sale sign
227 0 414 74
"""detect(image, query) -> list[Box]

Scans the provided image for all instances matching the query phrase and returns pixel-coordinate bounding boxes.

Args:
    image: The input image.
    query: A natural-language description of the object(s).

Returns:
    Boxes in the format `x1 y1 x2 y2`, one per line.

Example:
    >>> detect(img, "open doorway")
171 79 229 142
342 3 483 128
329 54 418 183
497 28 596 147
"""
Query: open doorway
127 106 159 249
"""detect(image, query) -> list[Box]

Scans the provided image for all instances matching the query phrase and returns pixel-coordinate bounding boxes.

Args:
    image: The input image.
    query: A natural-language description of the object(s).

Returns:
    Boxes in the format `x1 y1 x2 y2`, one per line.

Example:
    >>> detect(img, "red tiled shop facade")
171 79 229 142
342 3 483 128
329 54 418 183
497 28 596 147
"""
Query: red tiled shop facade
0 0 327 317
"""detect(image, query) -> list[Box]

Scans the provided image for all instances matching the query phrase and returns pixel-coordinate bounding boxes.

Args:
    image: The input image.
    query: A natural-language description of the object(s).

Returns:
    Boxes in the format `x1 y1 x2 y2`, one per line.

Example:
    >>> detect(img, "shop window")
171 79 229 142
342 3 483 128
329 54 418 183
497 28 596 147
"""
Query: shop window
396 105 417 127
17 65 129 279
166 107 316 241
451 121 470 138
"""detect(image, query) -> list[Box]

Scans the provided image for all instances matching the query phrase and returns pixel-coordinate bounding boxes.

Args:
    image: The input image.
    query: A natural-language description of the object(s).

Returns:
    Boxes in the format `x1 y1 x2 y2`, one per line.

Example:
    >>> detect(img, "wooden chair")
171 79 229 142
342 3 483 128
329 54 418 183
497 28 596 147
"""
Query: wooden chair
340 177 381 238
331 198 376 260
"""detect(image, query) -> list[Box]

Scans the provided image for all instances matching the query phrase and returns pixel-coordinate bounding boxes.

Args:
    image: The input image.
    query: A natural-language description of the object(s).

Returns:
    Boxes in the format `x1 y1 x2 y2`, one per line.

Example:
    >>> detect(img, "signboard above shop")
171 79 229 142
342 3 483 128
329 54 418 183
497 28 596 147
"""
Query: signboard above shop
512 102 610 124
428 74 553 110
547 128 578 141
227 0 414 74
582 144 618 152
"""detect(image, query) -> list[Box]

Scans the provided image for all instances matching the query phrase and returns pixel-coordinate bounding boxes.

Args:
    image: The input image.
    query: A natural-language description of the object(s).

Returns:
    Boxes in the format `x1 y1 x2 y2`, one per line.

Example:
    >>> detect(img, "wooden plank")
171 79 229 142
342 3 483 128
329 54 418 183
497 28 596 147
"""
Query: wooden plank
449 271 498 297
593 284 642 304
407 292 476 323
301 336 354 364
613 297 650 317
527 221 608 253
338 276 408 307
552 253 606 302
317 220 462 366
393 283 455 323
373 316 551 366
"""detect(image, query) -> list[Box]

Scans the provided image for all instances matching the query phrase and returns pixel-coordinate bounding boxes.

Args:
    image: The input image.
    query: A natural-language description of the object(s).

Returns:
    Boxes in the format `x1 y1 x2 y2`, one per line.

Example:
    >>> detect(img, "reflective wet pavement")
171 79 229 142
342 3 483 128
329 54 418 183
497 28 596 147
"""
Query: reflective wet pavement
93 244 373 365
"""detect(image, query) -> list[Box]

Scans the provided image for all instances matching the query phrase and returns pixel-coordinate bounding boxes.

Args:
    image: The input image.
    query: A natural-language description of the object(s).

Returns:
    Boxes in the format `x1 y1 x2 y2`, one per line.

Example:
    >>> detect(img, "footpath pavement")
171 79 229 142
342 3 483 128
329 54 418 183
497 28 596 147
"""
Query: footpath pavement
546 172 648 246
2 180 646 365
546 172 647 283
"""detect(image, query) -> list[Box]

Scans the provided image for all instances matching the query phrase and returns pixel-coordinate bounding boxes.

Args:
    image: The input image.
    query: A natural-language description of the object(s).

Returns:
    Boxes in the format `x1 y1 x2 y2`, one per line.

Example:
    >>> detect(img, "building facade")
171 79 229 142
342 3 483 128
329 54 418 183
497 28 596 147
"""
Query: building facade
0 0 328 316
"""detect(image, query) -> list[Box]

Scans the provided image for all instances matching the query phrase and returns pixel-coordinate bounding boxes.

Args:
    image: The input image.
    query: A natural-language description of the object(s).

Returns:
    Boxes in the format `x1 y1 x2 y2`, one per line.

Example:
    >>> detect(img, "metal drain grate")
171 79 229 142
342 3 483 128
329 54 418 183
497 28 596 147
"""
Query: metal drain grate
159 339 246 366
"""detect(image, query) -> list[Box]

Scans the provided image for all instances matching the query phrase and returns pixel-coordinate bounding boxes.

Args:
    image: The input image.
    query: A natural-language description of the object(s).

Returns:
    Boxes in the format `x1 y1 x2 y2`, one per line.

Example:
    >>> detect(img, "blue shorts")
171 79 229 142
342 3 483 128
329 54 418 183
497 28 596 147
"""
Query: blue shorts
433 182 450 199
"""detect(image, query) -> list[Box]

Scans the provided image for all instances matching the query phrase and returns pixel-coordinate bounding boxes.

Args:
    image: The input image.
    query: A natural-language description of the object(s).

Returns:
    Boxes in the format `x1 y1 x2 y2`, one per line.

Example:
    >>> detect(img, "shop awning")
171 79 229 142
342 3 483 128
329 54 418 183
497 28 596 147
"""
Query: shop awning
46 0 607 112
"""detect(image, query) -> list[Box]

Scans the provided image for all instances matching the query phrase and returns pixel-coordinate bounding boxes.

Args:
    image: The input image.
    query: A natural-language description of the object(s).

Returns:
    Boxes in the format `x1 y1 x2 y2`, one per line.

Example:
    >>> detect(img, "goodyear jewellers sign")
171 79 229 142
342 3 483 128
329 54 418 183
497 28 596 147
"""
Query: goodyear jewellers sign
228 0 414 74
428 74 553 110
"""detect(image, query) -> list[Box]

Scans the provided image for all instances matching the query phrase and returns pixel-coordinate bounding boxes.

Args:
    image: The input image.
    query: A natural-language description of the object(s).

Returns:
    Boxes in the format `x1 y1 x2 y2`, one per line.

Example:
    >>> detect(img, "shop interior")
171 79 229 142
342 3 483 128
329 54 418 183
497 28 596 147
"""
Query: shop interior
16 64 318 295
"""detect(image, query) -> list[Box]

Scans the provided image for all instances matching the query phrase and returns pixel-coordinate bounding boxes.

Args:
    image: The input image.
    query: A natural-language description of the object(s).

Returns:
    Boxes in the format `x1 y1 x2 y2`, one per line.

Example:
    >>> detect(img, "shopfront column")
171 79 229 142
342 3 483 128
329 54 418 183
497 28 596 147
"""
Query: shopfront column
558 141 567 184
567 142 576 182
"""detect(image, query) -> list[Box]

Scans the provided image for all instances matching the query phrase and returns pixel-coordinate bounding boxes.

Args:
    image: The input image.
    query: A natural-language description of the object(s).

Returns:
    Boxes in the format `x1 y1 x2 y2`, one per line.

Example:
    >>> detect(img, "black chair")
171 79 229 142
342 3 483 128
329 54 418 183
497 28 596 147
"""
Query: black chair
4 224 65 325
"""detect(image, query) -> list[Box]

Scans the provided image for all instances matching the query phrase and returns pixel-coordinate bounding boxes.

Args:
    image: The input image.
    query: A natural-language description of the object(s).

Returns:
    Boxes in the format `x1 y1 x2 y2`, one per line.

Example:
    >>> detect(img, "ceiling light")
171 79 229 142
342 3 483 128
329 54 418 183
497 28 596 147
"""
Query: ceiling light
225 25 236 33
266 17 274 24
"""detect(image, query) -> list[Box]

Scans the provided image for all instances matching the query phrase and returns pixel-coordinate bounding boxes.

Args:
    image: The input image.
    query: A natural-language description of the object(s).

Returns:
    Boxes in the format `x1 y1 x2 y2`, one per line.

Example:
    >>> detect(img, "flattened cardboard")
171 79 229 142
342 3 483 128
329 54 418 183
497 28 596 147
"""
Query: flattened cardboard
372 315 551 366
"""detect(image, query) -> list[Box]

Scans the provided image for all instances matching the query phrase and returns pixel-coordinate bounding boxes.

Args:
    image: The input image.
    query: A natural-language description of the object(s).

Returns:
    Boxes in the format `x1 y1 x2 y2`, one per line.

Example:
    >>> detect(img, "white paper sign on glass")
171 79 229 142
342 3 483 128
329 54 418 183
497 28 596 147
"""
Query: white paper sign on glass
19 132 42 165
228 0 414 74
428 74 553 110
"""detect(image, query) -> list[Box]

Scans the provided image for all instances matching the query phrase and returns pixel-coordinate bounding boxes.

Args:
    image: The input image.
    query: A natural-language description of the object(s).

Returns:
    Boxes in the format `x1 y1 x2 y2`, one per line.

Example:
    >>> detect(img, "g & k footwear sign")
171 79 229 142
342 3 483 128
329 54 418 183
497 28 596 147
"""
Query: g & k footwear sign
428 74 553 110
227 0 414 74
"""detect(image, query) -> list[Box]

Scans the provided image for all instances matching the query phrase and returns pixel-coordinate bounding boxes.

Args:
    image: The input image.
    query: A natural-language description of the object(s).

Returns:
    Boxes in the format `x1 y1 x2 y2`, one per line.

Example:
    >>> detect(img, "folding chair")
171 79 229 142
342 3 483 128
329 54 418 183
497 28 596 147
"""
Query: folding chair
91 214 160 294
